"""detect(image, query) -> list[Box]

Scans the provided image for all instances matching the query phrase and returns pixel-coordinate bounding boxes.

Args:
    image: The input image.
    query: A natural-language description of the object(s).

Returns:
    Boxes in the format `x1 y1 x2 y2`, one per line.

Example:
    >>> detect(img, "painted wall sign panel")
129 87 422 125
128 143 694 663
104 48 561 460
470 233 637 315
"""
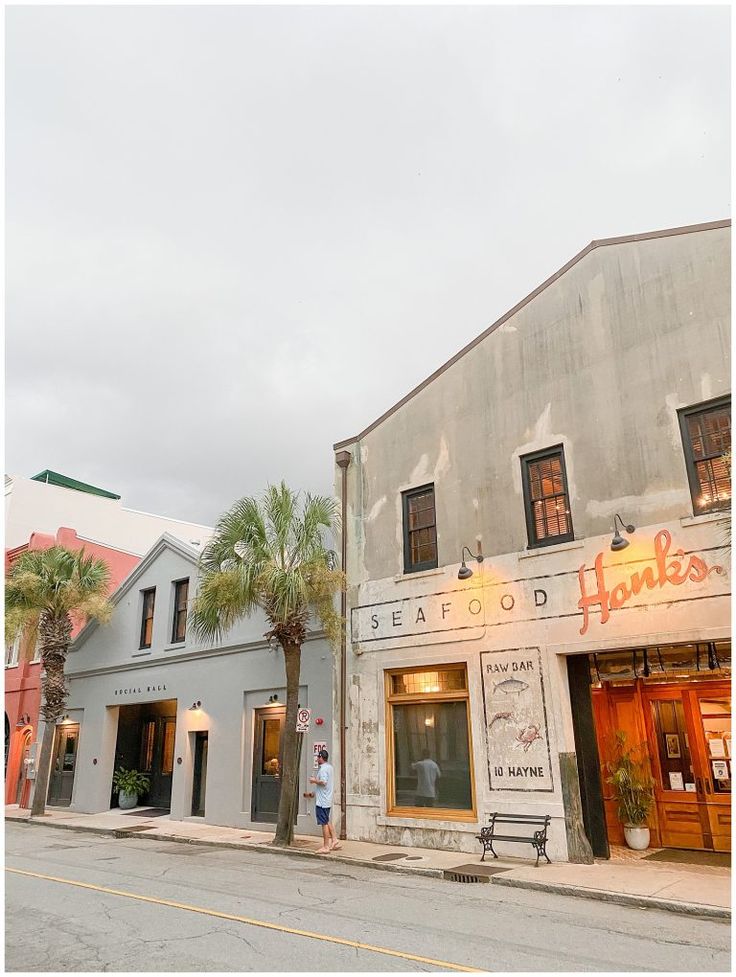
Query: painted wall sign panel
481 648 554 792
351 532 728 646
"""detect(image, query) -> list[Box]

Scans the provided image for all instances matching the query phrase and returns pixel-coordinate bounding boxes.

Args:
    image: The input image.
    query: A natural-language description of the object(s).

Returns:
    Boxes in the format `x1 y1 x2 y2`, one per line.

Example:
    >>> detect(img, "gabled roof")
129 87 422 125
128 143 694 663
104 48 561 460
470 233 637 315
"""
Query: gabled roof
70 533 200 650
333 218 731 450
31 470 121 500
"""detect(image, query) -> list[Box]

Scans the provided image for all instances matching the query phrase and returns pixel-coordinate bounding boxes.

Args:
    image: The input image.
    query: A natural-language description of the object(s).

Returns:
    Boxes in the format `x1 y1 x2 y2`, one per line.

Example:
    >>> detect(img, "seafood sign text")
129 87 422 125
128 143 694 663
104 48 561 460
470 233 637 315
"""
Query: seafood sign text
576 529 724 636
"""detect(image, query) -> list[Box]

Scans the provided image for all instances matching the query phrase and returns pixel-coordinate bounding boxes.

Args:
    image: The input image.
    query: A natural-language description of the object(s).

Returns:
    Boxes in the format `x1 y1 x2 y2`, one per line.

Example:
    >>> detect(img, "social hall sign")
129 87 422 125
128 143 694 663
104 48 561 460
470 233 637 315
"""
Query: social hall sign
481 648 554 792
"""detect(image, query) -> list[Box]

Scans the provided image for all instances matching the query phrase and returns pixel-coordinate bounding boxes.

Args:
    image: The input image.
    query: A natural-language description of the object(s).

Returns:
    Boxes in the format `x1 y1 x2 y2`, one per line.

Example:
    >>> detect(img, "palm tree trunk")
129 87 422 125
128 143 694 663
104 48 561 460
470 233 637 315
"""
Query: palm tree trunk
30 720 56 817
273 641 302 847
31 613 72 817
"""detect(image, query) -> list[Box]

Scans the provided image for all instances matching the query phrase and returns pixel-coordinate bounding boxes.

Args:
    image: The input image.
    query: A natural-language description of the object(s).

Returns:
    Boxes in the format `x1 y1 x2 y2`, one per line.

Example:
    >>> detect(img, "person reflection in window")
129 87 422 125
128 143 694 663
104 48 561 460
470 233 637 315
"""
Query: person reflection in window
412 749 441 807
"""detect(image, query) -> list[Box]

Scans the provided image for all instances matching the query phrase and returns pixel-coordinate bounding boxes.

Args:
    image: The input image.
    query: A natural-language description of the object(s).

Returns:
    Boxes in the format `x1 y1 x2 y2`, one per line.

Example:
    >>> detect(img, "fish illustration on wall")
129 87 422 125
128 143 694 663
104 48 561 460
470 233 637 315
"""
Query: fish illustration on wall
493 678 529 696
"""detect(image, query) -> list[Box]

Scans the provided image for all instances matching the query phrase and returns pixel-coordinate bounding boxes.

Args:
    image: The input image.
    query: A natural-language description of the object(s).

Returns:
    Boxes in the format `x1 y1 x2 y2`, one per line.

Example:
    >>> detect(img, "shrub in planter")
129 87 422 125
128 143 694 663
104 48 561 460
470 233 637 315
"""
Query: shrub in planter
112 767 150 810
605 731 656 850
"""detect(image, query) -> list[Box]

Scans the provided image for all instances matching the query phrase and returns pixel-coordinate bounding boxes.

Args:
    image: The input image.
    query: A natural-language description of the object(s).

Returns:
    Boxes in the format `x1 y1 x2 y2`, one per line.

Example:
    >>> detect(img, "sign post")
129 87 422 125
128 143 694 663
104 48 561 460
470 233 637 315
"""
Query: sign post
290 708 311 832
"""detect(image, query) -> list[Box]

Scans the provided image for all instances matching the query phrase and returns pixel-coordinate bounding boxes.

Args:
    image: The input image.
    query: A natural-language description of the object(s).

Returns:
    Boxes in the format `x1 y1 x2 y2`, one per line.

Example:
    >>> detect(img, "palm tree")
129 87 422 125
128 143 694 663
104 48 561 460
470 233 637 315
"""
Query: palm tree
191 482 342 847
5 546 112 816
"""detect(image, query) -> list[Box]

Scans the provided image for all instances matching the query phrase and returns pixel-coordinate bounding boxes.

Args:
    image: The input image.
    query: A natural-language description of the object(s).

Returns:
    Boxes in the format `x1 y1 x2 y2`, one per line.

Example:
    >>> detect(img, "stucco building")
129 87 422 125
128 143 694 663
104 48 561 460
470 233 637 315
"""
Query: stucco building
332 219 731 861
51 534 334 835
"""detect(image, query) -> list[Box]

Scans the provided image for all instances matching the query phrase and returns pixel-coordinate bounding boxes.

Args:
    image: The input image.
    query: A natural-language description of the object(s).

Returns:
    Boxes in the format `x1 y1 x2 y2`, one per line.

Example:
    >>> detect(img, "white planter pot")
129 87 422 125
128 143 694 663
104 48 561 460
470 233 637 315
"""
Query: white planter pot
623 824 650 851
118 790 138 810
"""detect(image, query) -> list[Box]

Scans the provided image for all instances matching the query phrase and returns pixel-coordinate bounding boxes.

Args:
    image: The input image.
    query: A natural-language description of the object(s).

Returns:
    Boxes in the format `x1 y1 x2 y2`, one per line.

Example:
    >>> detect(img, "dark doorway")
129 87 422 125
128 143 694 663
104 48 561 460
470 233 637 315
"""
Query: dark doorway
191 732 208 817
47 724 79 807
113 700 177 811
251 707 285 822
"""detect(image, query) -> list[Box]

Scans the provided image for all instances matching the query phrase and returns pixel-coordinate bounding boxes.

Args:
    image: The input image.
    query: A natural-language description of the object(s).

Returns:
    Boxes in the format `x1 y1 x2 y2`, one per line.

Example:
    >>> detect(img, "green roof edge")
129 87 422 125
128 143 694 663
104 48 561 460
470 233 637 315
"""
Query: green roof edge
31 470 121 500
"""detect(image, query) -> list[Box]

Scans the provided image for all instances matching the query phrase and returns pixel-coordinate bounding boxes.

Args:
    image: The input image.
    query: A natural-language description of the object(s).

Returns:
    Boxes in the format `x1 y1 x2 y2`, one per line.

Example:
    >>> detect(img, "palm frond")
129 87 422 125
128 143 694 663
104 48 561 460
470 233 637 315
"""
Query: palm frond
192 483 342 647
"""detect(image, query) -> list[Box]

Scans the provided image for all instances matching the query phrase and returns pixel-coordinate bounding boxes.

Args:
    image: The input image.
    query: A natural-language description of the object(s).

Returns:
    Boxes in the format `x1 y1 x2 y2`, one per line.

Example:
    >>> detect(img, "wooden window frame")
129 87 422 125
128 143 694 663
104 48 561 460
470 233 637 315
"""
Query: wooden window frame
402 484 438 573
171 578 189 645
678 396 731 515
521 445 575 548
139 588 156 650
384 662 476 822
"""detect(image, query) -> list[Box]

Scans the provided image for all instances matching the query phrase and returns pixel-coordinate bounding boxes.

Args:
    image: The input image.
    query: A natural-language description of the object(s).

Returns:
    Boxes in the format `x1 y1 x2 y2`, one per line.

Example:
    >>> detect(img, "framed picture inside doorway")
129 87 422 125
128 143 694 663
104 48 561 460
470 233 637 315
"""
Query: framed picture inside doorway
665 734 681 759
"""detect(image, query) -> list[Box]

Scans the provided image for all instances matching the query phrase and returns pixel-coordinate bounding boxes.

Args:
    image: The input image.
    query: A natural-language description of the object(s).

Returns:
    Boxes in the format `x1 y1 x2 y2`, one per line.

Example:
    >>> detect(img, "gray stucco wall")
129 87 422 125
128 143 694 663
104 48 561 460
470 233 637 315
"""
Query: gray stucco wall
62 539 335 836
338 224 730 583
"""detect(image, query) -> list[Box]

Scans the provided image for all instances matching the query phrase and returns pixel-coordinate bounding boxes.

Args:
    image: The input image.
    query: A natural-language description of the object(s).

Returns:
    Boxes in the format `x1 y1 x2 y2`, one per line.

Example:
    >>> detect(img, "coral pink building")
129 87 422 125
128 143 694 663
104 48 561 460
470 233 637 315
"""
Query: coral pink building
5 528 140 806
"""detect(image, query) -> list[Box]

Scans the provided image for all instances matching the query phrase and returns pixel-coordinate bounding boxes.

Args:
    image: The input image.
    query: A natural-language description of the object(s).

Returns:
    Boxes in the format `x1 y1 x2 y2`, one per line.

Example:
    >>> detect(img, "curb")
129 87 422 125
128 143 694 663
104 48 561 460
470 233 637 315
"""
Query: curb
6 815 444 880
8 815 730 917
492 874 731 921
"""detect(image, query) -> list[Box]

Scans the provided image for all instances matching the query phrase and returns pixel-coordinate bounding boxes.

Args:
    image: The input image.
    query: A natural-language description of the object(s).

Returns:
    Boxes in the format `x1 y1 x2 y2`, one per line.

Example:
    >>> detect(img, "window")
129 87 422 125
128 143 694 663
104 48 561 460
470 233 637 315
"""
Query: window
402 485 438 573
521 446 574 547
679 397 731 514
5 637 20 668
139 588 156 649
385 664 475 819
171 579 189 644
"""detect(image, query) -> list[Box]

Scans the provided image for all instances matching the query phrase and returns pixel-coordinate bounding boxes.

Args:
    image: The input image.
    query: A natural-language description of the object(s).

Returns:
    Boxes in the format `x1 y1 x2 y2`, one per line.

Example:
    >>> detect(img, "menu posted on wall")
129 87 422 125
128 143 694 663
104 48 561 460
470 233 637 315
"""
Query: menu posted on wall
481 648 554 792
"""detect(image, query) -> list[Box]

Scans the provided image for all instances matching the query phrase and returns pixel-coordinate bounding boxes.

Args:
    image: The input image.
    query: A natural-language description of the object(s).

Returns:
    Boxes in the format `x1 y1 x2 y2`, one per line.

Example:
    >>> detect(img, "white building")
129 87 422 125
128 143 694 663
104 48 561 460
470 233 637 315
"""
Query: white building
5 470 213 554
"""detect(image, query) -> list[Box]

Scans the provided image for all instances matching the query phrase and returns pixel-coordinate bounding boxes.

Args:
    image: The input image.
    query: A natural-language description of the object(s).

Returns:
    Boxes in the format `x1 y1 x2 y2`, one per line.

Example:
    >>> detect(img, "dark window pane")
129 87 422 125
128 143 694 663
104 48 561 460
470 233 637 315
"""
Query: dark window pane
684 404 731 512
525 451 572 544
403 486 438 571
392 700 472 811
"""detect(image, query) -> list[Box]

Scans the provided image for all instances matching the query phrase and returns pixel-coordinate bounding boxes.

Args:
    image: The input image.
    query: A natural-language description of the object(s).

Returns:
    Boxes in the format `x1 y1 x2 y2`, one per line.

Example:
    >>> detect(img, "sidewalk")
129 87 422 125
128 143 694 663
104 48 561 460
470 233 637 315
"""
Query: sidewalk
6 806 730 920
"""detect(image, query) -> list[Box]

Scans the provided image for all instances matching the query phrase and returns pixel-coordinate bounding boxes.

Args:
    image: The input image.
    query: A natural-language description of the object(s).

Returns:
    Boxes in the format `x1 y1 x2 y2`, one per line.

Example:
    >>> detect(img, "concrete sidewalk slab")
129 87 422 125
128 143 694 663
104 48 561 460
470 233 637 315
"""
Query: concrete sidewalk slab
6 805 730 920
493 860 731 920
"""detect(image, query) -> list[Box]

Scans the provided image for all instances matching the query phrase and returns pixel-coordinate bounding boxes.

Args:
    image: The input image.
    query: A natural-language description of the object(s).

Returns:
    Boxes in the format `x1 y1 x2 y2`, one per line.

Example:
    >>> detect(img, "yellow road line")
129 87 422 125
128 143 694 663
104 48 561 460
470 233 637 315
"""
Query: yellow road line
6 866 485 973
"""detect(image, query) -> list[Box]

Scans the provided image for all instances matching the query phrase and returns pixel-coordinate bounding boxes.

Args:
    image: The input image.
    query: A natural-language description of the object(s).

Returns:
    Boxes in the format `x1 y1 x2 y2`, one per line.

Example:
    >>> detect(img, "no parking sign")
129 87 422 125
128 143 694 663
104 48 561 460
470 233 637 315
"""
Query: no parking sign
296 707 311 732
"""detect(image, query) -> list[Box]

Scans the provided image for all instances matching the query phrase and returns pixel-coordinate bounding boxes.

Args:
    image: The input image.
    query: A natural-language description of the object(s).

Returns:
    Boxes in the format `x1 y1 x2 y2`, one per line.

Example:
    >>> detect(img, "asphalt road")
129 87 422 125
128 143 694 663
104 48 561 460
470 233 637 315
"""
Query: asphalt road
5 822 731 972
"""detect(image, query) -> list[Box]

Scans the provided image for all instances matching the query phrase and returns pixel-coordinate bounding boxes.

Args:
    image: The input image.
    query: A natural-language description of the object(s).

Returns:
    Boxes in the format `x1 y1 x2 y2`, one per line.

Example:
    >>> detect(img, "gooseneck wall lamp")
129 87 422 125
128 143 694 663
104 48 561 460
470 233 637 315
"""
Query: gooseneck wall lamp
458 541 485 580
610 514 636 552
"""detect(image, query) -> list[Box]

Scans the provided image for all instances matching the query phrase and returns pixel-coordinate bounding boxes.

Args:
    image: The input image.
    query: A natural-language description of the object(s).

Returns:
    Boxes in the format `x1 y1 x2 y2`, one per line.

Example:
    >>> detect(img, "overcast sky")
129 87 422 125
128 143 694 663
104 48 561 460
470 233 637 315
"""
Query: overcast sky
6 5 730 527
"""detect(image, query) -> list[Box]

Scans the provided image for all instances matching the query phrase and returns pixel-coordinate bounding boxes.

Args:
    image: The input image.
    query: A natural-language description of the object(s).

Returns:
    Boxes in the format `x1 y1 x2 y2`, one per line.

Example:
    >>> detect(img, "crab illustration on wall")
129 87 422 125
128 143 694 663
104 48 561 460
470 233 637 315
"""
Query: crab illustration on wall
515 723 542 752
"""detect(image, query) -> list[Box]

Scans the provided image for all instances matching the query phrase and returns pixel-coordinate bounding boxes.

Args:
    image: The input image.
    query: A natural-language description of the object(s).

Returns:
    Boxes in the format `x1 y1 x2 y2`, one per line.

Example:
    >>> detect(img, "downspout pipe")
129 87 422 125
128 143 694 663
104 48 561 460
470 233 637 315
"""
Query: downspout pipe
335 449 352 841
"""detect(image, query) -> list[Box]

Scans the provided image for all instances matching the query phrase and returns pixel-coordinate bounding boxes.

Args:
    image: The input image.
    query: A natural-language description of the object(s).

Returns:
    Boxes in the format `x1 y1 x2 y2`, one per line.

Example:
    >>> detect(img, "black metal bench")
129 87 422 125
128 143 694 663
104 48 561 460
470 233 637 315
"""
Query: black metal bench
476 813 551 867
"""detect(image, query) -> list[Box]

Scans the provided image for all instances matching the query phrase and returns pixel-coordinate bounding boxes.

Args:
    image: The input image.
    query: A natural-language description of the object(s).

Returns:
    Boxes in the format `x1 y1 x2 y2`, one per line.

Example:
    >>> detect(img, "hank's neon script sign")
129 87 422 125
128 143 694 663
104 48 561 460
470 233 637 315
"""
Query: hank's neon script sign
577 529 724 636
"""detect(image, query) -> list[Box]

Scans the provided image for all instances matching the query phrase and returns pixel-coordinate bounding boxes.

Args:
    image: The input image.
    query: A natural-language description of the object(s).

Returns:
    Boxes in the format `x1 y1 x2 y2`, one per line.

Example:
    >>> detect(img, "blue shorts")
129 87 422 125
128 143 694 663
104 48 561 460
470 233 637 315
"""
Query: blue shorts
316 805 331 825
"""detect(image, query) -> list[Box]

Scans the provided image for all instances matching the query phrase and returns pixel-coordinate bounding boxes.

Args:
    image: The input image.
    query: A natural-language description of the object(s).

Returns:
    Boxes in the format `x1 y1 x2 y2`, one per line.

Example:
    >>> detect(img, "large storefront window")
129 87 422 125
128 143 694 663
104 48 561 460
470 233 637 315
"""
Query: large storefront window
386 664 475 819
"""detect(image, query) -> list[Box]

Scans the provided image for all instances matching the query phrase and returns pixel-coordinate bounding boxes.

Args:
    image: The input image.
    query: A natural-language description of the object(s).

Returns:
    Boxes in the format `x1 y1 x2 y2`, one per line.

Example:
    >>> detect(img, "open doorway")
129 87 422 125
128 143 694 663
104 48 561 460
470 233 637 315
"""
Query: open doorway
569 642 731 855
113 700 178 810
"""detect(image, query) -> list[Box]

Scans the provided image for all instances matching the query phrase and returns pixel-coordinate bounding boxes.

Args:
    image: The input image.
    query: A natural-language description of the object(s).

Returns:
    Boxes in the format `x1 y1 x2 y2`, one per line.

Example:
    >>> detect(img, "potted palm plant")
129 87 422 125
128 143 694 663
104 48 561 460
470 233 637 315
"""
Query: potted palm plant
112 767 150 810
605 730 656 850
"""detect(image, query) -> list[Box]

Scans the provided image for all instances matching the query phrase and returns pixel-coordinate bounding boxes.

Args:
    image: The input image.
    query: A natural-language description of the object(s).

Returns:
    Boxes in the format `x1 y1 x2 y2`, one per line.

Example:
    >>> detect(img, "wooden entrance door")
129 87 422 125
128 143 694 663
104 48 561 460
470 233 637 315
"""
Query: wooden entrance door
594 680 731 852
692 687 731 851
47 724 79 807
140 717 176 809
644 682 731 852
251 708 285 823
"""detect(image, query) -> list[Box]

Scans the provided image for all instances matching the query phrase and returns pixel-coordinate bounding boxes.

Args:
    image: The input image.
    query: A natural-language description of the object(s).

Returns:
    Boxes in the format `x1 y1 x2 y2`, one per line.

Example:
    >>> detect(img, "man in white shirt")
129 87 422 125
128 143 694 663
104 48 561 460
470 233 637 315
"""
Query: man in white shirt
309 748 341 852
412 749 441 807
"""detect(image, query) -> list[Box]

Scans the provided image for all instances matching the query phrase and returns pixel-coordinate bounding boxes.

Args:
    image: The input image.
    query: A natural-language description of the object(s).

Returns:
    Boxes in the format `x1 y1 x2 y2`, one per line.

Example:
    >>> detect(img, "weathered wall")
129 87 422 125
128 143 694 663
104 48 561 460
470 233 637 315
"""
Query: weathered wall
339 225 730 584
333 223 731 858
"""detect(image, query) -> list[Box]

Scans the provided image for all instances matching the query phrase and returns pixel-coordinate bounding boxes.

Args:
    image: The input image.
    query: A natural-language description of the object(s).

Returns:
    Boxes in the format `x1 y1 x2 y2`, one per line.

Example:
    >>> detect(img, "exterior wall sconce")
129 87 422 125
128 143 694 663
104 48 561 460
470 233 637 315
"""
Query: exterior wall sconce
267 693 279 704
458 541 484 580
610 514 636 551
189 700 202 711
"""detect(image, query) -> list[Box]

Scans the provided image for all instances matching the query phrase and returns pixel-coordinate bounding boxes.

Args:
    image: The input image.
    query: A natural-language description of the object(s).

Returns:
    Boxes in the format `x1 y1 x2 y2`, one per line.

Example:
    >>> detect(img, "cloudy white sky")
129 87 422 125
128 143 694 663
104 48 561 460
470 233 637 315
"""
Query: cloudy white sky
6 5 730 526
